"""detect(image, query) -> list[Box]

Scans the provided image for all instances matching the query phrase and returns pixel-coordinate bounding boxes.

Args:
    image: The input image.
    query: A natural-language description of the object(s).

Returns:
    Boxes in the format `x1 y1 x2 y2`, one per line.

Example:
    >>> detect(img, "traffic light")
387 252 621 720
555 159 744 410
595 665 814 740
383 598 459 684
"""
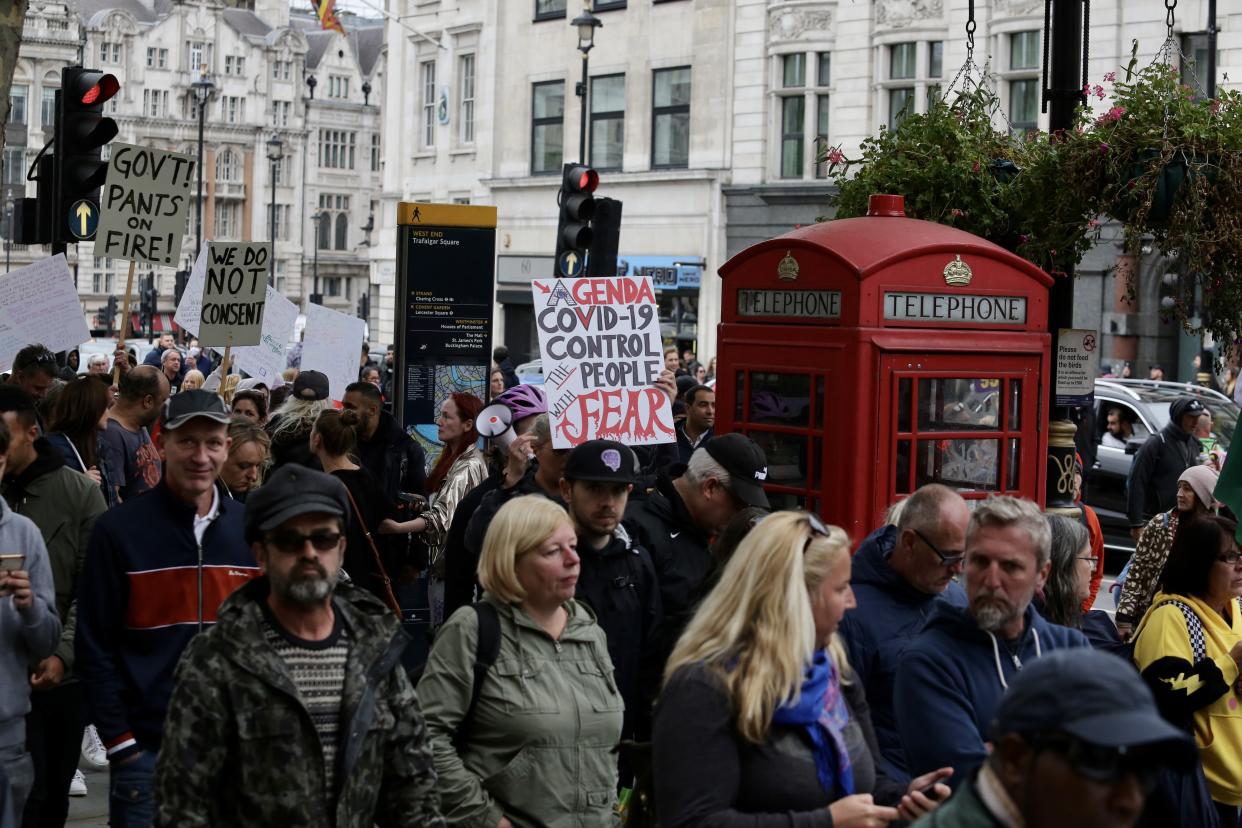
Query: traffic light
104 294 118 335
357 291 370 321
174 269 190 306
554 163 598 276
587 197 623 277
54 67 119 244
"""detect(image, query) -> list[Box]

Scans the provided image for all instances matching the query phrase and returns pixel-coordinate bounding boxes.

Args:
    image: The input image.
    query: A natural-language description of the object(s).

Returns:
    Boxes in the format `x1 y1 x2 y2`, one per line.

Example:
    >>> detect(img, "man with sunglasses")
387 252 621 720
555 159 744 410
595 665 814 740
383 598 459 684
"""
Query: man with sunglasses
839 484 971 783
5 345 59 407
77 390 258 828
911 648 1196 828
152 464 443 826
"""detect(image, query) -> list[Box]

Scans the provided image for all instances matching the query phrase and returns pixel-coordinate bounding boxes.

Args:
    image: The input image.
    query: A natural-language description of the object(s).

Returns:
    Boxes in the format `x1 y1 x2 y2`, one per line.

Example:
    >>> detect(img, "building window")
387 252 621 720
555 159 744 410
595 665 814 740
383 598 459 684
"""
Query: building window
274 204 292 241
596 0 626 9
8 84 26 125
652 67 691 169
318 194 350 251
272 60 292 81
329 75 349 98
535 0 566 20
215 149 238 183
222 96 245 123
774 52 832 179
883 41 941 130
187 41 212 75
1007 31 1040 135
531 80 564 175
143 90 169 118
225 56 235 75
146 47 168 68
214 201 239 239
272 100 291 127
40 88 56 128
3 148 23 185
458 54 475 145
273 260 287 294
324 277 342 298
99 42 122 64
589 74 624 171
319 130 357 169
272 156 290 186
1180 33 1211 94
421 61 436 147
92 258 117 295
370 133 380 171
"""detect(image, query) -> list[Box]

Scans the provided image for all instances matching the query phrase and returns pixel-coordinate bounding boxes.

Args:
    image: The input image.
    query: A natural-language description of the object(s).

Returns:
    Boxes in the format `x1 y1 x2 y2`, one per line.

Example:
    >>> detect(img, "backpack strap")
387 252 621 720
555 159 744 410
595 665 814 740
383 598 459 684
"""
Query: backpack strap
454 601 501 747
1156 599 1207 662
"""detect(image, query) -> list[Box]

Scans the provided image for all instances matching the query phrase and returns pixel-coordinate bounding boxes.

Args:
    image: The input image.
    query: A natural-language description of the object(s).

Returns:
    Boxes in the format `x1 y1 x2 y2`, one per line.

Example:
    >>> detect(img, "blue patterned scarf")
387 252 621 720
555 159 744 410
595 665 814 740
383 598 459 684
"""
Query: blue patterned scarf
771 649 855 797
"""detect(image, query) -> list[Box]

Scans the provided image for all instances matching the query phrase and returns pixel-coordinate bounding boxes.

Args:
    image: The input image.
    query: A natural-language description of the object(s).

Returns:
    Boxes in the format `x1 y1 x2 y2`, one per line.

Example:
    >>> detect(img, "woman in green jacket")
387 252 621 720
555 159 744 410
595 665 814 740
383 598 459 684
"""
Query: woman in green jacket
419 495 623 828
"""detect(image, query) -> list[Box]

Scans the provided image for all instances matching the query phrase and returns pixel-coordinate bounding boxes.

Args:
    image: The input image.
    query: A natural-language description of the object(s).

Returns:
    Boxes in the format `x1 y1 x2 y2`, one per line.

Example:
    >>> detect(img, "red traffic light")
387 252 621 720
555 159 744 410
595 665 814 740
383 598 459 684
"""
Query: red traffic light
565 165 599 194
70 71 120 107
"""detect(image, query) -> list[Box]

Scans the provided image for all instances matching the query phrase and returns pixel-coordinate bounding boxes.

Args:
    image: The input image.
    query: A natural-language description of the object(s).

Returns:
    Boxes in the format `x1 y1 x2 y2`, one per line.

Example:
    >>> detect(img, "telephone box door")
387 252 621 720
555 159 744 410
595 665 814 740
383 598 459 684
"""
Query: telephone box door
880 353 1042 515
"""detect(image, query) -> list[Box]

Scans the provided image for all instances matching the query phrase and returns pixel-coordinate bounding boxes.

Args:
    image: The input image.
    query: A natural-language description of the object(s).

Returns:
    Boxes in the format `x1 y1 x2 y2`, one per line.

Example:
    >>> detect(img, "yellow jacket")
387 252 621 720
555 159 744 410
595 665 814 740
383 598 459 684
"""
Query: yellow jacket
1133 591 1242 805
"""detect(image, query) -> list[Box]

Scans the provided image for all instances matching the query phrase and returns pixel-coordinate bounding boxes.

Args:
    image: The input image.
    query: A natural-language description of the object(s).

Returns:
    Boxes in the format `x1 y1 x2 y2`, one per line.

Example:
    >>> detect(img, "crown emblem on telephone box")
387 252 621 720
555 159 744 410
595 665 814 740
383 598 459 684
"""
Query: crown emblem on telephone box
777 251 800 281
943 255 973 286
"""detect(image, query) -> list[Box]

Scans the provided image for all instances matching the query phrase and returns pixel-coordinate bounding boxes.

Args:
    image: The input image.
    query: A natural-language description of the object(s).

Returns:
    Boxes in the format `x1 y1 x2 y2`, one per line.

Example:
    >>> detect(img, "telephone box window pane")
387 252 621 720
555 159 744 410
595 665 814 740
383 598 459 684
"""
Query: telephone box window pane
898 378 912 433
766 491 807 511
1008 379 1022 430
896 440 912 494
735 371 745 420
916 439 1000 491
815 376 825 424
749 372 810 426
1007 438 1021 490
811 436 823 487
747 430 808 489
917 378 1002 431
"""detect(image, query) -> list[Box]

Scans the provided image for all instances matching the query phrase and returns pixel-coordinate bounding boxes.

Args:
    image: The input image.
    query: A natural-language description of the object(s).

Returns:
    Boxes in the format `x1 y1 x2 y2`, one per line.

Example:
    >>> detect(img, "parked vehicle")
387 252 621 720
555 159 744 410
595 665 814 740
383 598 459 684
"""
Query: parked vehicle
76 338 157 374
1084 378 1237 566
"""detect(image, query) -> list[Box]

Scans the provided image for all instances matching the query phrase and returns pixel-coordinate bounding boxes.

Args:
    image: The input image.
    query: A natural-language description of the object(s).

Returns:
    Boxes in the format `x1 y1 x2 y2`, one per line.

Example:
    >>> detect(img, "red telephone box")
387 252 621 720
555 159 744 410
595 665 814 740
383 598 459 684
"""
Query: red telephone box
715 195 1054 539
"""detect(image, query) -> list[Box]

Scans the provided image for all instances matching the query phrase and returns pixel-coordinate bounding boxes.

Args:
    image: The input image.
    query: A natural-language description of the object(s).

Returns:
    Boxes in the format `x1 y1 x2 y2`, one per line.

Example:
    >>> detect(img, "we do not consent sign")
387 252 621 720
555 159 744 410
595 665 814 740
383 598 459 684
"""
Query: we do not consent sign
198 242 270 347
531 275 675 449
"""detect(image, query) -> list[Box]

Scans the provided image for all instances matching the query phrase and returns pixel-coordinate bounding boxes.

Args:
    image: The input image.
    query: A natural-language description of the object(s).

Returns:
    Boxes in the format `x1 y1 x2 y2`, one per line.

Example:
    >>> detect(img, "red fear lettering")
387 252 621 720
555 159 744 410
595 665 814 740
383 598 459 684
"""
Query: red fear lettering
557 388 674 447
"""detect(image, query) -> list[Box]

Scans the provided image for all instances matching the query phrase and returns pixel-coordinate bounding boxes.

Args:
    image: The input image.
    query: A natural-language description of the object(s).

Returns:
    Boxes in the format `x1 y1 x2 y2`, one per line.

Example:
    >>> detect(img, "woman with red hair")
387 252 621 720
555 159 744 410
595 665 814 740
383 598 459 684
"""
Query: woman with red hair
382 392 486 626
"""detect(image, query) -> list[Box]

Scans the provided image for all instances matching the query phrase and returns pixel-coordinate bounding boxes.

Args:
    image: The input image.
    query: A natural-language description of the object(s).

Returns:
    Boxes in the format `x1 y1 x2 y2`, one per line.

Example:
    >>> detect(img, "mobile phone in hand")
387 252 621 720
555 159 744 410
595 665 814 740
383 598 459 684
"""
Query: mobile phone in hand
918 785 944 802
0 554 25 572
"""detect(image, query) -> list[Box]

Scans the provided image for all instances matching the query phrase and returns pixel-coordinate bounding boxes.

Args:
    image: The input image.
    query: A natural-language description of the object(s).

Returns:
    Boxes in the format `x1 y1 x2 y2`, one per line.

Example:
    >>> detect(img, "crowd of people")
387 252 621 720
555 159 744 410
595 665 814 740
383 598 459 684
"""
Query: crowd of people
0 335 1238 828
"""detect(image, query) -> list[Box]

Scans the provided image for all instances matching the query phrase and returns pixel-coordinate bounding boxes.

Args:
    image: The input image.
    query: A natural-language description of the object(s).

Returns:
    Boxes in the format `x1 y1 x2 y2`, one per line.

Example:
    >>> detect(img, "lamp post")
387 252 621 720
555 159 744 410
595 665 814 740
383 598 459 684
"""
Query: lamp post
190 73 215 263
570 8 602 163
265 135 283 286
310 210 325 306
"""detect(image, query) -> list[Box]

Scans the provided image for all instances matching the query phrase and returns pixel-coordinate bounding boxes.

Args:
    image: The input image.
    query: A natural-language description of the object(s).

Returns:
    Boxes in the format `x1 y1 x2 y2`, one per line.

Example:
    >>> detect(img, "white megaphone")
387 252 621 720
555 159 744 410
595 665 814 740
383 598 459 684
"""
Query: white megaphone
477 403 516 451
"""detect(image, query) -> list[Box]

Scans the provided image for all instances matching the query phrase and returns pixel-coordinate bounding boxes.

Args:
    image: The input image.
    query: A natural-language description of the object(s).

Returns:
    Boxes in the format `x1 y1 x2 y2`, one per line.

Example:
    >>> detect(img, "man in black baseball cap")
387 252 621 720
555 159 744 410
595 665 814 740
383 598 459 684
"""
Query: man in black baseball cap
626 433 769 664
153 462 444 825
291 369 330 402
913 648 1195 828
1126 395 1207 537
560 440 662 746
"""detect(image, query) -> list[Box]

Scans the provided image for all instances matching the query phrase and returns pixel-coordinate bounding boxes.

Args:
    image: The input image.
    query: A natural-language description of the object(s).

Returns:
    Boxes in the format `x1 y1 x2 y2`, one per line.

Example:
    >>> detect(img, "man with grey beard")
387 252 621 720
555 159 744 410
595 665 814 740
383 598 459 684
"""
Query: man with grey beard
892 496 1090 791
152 464 443 826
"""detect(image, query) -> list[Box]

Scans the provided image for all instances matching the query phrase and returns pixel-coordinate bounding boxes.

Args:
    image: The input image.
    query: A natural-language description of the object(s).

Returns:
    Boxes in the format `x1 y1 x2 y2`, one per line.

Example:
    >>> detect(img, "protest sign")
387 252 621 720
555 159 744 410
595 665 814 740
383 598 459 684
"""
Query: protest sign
198 242 269 347
94 144 194 265
0 254 91 372
174 245 298 386
530 275 675 449
301 302 366 401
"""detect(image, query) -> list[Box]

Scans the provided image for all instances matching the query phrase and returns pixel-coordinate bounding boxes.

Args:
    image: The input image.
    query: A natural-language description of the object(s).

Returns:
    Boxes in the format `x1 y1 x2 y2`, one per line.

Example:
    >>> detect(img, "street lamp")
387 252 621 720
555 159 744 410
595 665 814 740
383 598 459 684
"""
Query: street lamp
570 8 602 163
190 73 215 263
310 210 326 306
266 135 283 286
4 201 12 274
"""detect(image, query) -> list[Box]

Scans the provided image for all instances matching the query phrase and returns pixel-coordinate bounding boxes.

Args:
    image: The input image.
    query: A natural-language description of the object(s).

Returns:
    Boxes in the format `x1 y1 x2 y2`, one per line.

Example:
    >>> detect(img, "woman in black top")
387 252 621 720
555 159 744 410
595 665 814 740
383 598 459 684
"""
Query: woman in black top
654 511 952 827
310 408 404 605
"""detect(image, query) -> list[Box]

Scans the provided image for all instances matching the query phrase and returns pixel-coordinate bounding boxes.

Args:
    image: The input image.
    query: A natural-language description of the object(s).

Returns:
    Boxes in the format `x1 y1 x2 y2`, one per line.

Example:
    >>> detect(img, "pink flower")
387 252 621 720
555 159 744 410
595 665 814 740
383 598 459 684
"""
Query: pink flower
972 160 981 172
1104 71 1117 82
1093 84 1107 100
1018 234 1030 244
950 208 964 218
1097 106 1126 124
1211 99 1222 115
826 147 845 165
1088 218 1100 229
1099 142 1110 154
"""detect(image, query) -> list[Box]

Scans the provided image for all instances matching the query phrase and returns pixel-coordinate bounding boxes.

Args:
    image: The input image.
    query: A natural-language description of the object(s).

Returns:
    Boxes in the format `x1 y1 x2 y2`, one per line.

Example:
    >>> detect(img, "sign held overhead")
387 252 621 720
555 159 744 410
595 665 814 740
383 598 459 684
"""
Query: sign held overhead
93 143 194 265
198 242 270 347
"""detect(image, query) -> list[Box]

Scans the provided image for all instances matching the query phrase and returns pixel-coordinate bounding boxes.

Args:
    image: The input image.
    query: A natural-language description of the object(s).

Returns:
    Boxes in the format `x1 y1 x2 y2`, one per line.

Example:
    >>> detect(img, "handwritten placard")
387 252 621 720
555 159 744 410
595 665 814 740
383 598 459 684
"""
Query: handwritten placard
301 303 366 401
530 275 674 448
199 242 270 347
94 143 194 265
0 255 91 372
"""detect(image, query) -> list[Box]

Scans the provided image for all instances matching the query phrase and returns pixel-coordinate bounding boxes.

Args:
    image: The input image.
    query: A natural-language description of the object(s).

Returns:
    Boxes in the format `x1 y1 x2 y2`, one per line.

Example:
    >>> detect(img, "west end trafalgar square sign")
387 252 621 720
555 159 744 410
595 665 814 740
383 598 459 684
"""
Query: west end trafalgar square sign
531 275 675 449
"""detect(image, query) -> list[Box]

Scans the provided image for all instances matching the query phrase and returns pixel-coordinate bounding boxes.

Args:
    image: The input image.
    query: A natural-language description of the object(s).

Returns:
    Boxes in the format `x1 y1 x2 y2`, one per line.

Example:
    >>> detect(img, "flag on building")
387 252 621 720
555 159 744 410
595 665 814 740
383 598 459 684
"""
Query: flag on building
312 0 345 34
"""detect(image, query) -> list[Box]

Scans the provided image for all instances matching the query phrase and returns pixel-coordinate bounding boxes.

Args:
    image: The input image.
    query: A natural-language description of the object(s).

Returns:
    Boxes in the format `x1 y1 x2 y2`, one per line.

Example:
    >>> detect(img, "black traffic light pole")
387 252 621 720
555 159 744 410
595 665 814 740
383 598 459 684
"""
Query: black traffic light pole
1043 0 1086 512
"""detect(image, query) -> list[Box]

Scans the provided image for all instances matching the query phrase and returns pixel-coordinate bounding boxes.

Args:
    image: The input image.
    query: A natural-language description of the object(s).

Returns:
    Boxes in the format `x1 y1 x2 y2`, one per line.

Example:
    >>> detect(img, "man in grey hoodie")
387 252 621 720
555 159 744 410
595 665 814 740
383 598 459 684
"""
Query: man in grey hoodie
0 417 62 817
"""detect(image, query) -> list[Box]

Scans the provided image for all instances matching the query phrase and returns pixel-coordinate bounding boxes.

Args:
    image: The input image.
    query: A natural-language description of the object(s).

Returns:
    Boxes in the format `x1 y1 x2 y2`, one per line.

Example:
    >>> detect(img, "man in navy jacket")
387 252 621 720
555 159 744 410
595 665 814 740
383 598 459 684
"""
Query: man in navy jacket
893 496 1090 789
76 391 259 828
838 484 970 783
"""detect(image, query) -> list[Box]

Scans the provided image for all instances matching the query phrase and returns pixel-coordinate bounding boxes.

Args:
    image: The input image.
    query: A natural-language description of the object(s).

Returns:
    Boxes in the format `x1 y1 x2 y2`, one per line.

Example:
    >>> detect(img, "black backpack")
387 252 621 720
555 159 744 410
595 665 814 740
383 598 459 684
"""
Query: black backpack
411 602 501 746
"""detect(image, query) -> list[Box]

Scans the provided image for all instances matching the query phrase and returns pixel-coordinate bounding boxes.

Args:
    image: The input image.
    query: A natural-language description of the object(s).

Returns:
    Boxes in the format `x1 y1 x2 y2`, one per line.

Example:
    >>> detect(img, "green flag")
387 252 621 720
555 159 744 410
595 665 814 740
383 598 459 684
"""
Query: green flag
1216 447 1242 536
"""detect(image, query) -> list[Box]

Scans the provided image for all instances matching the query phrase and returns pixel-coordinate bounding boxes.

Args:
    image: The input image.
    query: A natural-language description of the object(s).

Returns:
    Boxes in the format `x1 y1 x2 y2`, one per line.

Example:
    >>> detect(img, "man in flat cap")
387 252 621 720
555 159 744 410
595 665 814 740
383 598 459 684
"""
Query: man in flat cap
152 464 443 827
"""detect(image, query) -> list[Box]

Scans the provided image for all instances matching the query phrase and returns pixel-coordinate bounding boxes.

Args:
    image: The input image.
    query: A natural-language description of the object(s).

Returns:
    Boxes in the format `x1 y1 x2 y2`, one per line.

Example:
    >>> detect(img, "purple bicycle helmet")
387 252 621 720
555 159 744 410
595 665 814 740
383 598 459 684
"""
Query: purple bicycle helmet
495 383 547 422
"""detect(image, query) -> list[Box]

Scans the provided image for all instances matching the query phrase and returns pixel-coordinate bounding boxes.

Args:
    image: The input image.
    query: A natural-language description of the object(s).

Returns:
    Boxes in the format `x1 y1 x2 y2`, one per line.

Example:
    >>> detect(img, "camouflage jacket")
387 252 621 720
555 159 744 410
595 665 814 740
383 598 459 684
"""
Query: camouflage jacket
152 577 444 828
